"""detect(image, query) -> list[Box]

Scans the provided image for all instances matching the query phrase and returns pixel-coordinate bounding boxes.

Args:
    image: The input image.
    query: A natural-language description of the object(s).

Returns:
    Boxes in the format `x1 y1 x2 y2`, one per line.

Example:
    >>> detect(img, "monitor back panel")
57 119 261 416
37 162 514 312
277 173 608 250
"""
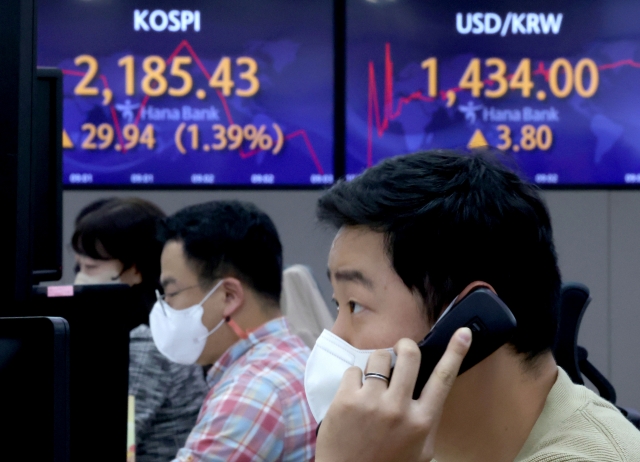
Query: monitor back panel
28 284 134 462
0 316 70 461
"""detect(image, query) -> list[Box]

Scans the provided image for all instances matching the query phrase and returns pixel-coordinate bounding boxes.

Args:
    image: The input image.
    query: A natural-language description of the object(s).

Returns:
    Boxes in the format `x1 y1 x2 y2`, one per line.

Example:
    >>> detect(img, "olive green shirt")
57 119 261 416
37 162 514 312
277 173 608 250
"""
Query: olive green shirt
515 367 640 461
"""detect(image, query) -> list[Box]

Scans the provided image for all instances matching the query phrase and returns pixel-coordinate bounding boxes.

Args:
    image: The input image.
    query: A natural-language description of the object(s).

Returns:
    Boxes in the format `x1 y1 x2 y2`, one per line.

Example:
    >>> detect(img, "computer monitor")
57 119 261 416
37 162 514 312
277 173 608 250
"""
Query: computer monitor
1 0 37 304
32 67 63 283
345 0 640 187
37 0 335 187
0 316 70 461
28 284 135 462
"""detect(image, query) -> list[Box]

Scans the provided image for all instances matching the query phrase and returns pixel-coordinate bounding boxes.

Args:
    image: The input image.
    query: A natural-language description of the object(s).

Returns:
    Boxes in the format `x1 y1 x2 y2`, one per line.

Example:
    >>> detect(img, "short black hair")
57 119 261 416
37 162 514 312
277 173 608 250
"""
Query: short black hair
318 150 561 359
159 201 283 306
72 197 166 286
74 197 118 226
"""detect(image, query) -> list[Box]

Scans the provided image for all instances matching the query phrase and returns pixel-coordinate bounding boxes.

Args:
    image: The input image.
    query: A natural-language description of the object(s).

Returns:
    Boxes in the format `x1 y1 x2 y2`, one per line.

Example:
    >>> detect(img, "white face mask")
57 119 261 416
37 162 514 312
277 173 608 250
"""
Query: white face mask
304 329 397 424
74 270 121 285
303 296 463 424
149 280 224 365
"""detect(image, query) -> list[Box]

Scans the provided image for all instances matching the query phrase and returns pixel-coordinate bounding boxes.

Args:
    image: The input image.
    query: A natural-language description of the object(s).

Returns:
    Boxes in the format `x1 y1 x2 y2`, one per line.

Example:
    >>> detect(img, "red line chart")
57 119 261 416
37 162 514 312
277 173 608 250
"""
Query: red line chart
62 39 325 175
367 42 640 167
62 69 127 152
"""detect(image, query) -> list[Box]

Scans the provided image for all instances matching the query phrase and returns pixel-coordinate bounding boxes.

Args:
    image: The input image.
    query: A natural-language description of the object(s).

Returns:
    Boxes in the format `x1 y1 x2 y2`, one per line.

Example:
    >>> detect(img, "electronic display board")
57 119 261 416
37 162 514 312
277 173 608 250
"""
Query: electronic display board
346 0 640 186
38 0 334 187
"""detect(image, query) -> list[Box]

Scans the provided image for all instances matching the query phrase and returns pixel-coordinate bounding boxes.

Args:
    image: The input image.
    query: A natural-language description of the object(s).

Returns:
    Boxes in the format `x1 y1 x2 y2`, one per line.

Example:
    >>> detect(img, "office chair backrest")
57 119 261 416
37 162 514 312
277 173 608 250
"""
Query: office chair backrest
554 282 591 385
280 265 334 348
555 282 640 429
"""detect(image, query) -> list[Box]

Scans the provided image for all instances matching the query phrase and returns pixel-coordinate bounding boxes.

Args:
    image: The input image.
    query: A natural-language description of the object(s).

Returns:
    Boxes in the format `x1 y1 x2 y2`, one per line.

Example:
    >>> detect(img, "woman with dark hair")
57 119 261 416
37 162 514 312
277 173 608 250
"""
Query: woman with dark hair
72 197 119 281
72 197 208 462
73 197 163 287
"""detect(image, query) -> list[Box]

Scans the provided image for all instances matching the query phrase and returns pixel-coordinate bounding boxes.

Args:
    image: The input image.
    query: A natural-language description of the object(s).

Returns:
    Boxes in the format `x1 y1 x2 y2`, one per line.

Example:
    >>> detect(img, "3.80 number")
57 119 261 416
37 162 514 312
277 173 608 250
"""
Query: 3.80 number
497 124 553 151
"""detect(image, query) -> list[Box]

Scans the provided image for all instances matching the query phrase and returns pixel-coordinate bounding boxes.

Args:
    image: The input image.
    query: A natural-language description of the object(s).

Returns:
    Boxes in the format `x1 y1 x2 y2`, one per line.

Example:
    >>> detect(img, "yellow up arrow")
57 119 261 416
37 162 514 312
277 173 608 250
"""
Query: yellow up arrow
62 130 74 149
467 129 488 149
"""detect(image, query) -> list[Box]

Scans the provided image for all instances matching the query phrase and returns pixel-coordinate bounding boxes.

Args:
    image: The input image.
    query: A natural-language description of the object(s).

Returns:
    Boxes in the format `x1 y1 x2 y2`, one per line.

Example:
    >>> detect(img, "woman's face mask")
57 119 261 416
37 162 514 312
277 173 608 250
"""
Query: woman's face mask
74 255 122 285
74 271 121 285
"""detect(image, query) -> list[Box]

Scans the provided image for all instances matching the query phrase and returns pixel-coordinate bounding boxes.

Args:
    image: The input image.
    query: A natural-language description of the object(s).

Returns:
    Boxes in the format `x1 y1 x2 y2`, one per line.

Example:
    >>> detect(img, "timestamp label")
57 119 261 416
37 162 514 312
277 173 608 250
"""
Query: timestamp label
624 173 640 184
534 173 559 184
130 173 154 184
250 173 275 184
190 173 215 184
69 173 94 184
310 174 334 184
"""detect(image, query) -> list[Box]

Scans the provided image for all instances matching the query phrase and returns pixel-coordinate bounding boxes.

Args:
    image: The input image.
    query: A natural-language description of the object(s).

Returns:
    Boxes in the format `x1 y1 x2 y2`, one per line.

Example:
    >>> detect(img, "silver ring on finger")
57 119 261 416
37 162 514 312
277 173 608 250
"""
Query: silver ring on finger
364 372 390 384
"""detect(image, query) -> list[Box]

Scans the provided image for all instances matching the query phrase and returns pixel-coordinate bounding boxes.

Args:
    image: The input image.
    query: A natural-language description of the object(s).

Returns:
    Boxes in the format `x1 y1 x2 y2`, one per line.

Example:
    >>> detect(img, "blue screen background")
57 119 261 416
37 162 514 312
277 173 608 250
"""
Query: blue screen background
38 0 334 186
346 0 640 186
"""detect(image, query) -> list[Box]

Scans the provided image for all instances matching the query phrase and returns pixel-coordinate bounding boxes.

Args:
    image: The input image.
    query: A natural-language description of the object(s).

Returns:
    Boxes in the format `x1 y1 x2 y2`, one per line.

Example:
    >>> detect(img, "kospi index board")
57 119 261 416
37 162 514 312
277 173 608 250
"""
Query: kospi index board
346 0 640 186
38 0 334 187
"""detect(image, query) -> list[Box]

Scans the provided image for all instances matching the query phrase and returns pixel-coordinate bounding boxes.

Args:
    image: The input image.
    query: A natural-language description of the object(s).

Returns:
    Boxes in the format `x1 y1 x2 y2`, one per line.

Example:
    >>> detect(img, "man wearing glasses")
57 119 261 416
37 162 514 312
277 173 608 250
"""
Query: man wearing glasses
150 201 316 462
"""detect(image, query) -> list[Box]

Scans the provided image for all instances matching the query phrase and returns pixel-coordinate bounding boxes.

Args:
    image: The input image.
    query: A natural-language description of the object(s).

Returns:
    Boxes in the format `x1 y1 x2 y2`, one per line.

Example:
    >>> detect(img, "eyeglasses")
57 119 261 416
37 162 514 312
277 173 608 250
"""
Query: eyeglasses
155 285 199 315
156 279 224 316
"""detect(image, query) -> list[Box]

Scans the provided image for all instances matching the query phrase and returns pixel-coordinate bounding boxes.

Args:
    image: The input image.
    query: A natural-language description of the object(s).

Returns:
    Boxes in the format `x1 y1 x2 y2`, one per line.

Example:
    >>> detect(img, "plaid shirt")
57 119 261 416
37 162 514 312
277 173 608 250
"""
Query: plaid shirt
173 317 316 462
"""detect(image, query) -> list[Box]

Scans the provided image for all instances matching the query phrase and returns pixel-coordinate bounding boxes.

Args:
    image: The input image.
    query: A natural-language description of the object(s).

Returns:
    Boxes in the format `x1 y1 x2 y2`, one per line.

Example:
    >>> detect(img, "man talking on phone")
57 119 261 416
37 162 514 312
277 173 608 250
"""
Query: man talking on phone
308 150 640 461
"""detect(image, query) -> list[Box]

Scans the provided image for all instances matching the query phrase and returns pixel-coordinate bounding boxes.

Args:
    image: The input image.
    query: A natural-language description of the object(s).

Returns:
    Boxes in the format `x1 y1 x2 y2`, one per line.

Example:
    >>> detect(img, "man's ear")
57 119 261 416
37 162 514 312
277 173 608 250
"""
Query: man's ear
221 277 245 318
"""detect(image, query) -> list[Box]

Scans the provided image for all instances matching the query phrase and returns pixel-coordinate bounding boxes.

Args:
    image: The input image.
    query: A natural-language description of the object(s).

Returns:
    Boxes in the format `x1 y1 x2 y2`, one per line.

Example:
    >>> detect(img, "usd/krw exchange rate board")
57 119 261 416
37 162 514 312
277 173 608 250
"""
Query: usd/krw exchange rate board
346 0 640 186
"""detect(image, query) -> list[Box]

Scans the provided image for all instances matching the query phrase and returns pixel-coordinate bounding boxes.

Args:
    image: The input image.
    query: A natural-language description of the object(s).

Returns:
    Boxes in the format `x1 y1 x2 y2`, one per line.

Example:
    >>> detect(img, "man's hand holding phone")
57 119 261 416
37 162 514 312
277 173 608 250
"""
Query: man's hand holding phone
315 327 472 462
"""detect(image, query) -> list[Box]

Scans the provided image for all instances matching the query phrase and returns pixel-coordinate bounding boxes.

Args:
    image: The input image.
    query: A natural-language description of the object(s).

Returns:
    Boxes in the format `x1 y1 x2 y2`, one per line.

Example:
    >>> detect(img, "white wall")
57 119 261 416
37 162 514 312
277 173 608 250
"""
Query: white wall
538 191 640 408
63 189 640 408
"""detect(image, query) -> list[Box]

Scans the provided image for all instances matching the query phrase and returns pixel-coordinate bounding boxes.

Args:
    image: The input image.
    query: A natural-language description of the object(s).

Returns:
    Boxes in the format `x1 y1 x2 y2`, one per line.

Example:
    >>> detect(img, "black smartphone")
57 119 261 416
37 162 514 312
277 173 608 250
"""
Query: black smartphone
394 288 517 399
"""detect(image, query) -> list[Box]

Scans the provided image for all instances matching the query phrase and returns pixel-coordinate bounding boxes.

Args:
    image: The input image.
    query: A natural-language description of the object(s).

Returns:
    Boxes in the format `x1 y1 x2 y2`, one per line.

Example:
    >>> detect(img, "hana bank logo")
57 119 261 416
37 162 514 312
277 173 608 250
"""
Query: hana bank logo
456 12 563 36
134 9 201 32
